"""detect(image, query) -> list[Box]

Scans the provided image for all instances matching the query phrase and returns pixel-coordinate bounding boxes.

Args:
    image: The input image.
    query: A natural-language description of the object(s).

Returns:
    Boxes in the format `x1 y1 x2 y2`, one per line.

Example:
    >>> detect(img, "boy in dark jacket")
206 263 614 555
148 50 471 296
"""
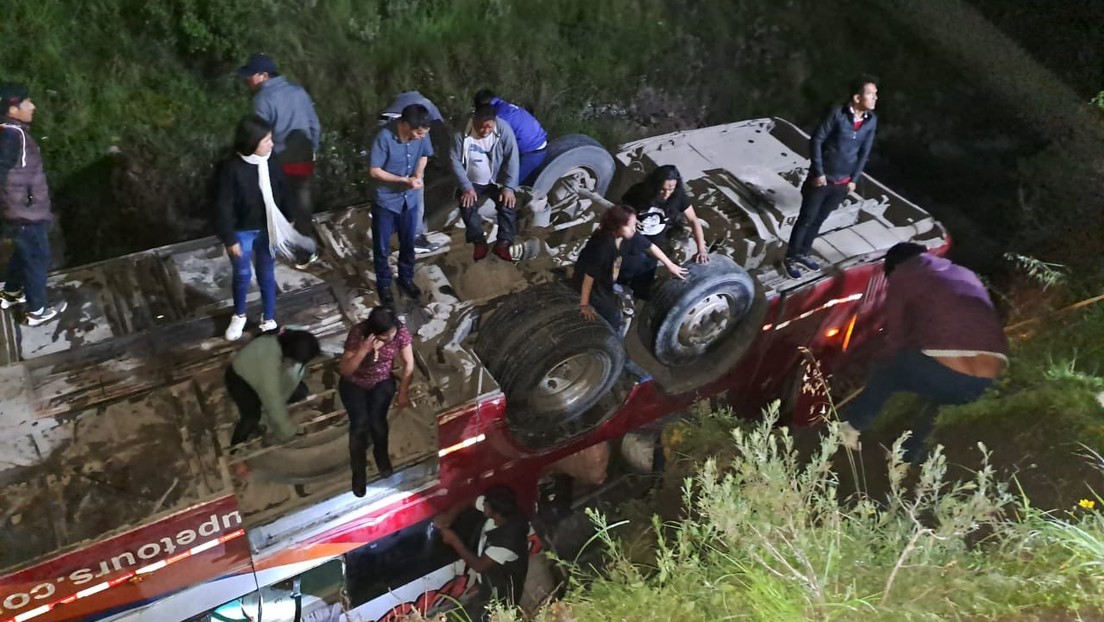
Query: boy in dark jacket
785 75 879 278
0 83 66 326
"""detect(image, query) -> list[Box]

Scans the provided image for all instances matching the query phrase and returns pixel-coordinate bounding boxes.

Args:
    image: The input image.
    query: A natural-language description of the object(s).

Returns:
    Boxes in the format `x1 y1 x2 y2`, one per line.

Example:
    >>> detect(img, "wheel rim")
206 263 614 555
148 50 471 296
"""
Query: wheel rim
675 292 740 353
548 167 599 223
530 350 612 415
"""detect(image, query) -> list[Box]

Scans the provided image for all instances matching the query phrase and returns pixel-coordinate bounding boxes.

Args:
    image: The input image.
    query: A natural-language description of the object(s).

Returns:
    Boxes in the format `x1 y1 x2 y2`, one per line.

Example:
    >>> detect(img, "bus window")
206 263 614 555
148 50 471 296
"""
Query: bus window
344 509 485 608
196 559 344 622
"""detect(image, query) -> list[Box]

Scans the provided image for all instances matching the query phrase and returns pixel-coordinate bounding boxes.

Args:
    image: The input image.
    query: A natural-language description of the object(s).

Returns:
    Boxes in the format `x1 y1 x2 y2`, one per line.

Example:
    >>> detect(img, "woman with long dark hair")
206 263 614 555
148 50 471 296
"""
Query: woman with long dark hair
620 165 709 297
573 204 686 332
338 306 415 496
214 115 315 341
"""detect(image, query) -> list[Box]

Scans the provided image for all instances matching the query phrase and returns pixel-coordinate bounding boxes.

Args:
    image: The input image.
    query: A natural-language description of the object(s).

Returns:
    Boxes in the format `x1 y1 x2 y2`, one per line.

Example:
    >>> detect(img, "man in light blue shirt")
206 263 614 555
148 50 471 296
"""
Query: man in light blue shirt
368 105 434 308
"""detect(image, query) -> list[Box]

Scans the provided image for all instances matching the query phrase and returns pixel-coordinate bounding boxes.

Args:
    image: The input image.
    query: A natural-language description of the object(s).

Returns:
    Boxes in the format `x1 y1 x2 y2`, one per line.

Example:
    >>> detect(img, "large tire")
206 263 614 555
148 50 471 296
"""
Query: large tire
528 134 616 199
475 283 625 449
641 255 759 367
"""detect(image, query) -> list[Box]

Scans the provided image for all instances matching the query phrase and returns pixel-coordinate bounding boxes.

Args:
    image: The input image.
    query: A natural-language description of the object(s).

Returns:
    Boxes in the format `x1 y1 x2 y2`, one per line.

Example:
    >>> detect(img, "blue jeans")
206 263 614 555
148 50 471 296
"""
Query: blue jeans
372 200 418 290
230 230 277 321
786 181 849 258
4 221 50 311
846 349 993 460
519 149 547 186
459 184 517 245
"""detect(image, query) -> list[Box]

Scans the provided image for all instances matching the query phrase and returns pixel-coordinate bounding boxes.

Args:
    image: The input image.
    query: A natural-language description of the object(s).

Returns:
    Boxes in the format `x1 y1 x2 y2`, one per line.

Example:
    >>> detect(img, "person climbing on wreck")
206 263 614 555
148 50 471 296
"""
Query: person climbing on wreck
224 327 321 447
339 306 415 497
574 204 687 333
620 164 710 299
215 115 315 342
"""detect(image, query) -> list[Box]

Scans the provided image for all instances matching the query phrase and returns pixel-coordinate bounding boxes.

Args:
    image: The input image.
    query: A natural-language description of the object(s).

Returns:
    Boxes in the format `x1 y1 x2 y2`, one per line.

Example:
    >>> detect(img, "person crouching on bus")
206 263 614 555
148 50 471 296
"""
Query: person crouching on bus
620 165 710 298
574 204 686 333
338 306 414 496
435 486 531 620
225 328 321 447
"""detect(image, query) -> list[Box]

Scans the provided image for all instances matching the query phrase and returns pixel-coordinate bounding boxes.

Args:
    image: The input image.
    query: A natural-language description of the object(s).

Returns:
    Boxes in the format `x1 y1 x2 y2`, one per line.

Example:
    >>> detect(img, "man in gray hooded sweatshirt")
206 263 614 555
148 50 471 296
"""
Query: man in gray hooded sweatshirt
449 104 519 262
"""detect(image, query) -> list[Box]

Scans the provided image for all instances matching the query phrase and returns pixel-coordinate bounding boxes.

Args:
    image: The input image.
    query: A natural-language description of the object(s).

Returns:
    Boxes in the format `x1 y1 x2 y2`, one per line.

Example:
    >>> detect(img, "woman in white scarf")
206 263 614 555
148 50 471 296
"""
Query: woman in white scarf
215 116 316 341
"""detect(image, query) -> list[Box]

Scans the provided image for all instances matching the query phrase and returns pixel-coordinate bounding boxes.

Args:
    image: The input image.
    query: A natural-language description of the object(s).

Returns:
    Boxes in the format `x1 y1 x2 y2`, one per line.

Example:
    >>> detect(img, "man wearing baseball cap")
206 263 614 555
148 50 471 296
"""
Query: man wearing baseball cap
238 53 323 269
0 83 67 326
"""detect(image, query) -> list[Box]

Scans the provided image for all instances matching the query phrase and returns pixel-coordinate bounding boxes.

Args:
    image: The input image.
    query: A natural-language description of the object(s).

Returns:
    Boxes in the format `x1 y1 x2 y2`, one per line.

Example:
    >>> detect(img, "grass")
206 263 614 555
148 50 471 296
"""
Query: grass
512 406 1104 621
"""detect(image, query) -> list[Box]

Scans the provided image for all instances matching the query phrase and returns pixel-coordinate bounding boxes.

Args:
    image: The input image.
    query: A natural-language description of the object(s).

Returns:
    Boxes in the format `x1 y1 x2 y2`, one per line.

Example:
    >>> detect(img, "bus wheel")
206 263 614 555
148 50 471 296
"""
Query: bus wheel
641 254 759 366
475 283 626 449
527 135 615 225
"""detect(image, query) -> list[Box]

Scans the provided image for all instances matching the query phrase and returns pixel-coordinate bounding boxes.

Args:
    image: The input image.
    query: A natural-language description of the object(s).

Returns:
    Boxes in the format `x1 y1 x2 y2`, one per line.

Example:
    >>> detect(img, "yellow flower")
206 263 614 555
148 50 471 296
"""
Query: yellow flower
1078 499 1096 510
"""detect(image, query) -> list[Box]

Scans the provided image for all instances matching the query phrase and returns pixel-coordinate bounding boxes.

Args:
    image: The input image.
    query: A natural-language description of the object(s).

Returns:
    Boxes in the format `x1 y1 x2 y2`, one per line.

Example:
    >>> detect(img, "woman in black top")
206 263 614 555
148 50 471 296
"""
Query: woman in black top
573 204 686 332
214 115 310 341
620 165 709 298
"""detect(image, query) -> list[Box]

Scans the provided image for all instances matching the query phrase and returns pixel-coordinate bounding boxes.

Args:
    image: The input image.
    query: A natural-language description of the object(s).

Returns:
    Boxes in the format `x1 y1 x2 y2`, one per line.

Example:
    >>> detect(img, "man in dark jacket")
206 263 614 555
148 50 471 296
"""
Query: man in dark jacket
785 76 879 278
239 53 322 269
0 83 66 326
450 105 520 262
844 243 1009 461
436 486 531 620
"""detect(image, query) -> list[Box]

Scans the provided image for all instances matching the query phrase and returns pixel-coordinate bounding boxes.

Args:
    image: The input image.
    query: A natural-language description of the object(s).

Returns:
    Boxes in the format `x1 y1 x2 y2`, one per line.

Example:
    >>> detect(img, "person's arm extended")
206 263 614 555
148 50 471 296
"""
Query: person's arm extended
368 131 414 187
413 156 428 183
396 343 415 408
251 354 300 441
648 245 688 279
683 205 709 263
439 528 497 574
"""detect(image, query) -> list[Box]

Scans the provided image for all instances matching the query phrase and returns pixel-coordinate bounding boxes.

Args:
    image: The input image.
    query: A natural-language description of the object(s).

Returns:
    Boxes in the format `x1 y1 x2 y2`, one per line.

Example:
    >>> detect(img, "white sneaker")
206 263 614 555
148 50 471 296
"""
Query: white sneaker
225 314 248 341
24 301 67 327
258 319 278 333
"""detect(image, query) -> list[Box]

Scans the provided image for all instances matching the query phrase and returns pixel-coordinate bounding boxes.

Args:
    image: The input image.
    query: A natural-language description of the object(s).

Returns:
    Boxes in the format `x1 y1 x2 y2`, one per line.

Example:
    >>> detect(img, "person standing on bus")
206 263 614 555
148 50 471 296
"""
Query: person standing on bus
785 75 879 278
338 306 414 496
216 116 314 341
378 90 448 254
225 328 321 446
369 104 434 308
473 89 548 185
574 204 686 332
844 243 1008 461
450 104 520 262
620 164 709 299
436 486 531 619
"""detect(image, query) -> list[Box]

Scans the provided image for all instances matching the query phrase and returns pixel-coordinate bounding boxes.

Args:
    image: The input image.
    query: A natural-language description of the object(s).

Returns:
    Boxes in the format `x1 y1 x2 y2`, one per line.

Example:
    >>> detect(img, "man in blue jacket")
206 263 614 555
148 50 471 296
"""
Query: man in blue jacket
239 53 323 269
450 105 520 262
785 76 878 278
474 89 547 185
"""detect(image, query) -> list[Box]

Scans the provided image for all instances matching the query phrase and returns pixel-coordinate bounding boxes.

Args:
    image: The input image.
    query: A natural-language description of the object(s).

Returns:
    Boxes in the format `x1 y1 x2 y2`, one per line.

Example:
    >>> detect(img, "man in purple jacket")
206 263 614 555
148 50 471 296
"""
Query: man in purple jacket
845 243 1008 460
0 83 66 326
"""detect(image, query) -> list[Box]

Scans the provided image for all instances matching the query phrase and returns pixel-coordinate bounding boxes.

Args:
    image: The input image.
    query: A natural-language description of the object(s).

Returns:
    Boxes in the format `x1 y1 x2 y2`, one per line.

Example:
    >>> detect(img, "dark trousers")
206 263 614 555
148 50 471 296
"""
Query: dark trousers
786 181 850 258
225 367 309 446
371 201 418 290
460 183 517 245
339 377 396 489
285 172 317 263
586 286 622 333
846 349 994 460
3 221 50 311
616 233 664 300
519 149 547 186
